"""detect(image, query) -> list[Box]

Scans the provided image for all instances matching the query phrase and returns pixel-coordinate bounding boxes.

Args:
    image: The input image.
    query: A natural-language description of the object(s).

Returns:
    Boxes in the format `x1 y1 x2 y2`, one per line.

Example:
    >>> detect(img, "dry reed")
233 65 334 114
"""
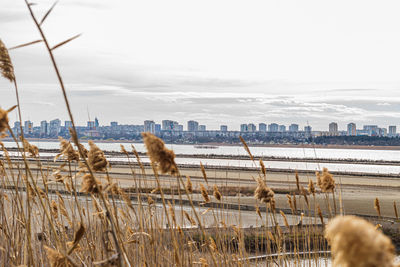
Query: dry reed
325 215 397 267
142 132 178 175
0 39 15 82
254 177 274 204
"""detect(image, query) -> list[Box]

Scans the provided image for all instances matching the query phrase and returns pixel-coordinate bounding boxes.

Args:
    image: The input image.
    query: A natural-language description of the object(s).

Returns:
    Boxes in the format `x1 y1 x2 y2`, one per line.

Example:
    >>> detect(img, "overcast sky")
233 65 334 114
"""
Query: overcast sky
1 0 400 131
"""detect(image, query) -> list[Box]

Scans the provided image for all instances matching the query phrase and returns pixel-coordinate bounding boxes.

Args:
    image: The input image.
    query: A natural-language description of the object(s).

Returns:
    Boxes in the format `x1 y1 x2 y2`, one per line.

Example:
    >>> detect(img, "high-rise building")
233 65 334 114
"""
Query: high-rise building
248 123 256 132
329 122 338 135
240 124 248 132
40 120 48 136
389 126 396 136
49 119 61 136
172 121 180 131
155 124 161 133
64 121 73 129
258 123 267 132
379 128 387 137
87 121 95 129
13 121 21 135
162 120 177 131
94 117 99 129
347 123 356 136
187 120 199 132
304 126 312 137
363 125 378 136
199 125 206 131
278 125 286 132
289 124 299 132
144 120 156 134
176 124 184 132
268 123 279 132
24 120 33 135
220 125 228 132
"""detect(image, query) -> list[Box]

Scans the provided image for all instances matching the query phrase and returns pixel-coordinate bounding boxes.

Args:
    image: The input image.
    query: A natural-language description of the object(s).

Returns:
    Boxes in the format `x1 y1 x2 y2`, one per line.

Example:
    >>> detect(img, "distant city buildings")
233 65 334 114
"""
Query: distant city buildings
240 124 248 132
49 119 61 136
187 120 199 132
258 123 267 132
347 123 356 136
248 123 256 132
389 125 397 136
268 123 279 132
144 120 156 134
7 118 400 142
24 120 33 135
289 124 299 132
329 122 338 136
363 125 379 136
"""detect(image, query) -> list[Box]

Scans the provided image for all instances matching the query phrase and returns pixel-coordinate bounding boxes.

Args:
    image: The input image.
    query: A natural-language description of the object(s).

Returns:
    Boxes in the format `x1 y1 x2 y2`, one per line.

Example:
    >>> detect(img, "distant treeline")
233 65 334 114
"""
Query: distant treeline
312 136 400 146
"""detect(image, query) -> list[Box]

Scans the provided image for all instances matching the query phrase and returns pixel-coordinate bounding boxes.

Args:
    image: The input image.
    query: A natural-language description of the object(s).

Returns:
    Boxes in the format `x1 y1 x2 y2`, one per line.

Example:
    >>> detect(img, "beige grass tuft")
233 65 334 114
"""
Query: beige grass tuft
316 168 335 192
88 140 108 172
200 183 210 203
0 106 16 134
254 177 274 204
142 132 178 175
0 39 15 82
325 215 396 267
213 185 222 201
80 173 102 194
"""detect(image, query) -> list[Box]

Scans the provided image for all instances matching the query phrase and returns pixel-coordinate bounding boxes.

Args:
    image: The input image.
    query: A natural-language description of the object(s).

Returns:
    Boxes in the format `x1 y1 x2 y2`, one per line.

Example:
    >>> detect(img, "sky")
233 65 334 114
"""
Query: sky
1 0 400 131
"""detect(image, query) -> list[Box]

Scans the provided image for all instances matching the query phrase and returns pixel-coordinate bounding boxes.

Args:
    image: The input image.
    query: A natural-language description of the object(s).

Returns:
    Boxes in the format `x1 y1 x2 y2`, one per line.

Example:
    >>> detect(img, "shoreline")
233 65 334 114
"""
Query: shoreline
3 137 400 150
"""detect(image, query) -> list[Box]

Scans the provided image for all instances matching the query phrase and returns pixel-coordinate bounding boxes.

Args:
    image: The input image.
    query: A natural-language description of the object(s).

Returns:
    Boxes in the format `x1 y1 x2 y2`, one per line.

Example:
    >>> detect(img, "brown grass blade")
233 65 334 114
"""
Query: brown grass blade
51 34 81 51
9 40 43 50
6 105 17 113
239 135 254 161
39 1 58 26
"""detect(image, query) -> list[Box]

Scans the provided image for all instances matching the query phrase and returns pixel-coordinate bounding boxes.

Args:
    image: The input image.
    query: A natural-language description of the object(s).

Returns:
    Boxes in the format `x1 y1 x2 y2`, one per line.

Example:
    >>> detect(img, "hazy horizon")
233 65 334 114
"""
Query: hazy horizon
2 0 400 130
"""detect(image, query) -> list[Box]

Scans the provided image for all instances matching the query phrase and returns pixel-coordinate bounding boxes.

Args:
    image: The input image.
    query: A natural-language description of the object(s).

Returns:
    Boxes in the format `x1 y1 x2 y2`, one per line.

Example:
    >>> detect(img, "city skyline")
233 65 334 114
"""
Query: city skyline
12 117 399 135
2 0 400 130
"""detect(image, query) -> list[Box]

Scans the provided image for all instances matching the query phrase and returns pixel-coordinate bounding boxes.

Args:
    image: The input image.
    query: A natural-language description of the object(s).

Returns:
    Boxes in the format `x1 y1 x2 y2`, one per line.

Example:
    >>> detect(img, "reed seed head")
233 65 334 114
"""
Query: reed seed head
200 183 210 203
44 246 70 267
259 159 266 177
51 200 59 219
213 184 222 201
142 132 178 175
23 139 39 157
0 39 15 82
308 179 316 195
295 170 300 191
316 168 335 192
200 162 208 184
80 173 102 194
88 140 108 172
374 197 381 218
325 215 396 267
58 137 79 161
254 177 274 204
0 107 14 133
185 175 193 193
184 211 196 225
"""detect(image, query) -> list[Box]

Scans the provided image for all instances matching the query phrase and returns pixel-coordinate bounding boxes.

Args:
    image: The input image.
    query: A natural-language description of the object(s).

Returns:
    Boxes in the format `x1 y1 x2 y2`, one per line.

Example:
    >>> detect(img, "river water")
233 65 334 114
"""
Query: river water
2 141 400 174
